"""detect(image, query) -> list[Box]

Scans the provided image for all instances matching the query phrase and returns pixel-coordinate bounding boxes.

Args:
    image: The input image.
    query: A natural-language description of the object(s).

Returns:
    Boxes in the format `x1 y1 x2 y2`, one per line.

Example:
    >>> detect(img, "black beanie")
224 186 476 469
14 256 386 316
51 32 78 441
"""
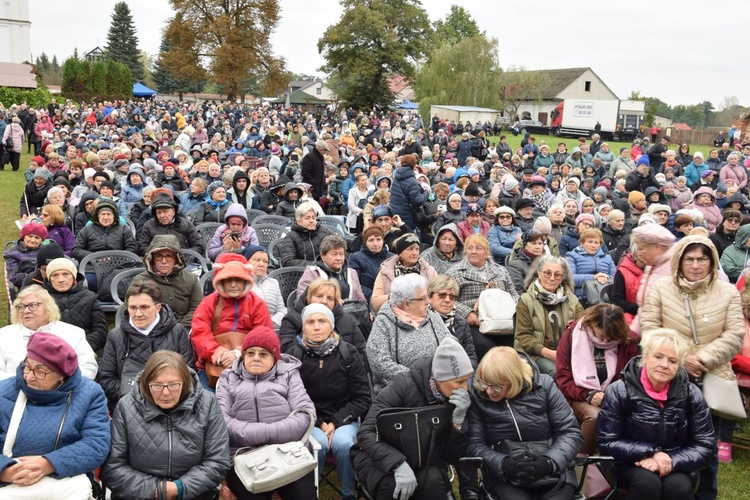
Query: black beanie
36 241 65 269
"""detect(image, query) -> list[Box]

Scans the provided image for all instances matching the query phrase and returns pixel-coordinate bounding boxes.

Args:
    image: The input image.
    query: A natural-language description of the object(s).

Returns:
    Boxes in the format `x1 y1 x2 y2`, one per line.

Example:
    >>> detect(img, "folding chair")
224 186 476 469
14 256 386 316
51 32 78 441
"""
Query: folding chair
268 266 307 305
253 223 290 249
110 268 146 306
245 208 267 226
195 222 223 259
252 214 293 228
199 269 215 296
267 238 284 269
78 251 143 312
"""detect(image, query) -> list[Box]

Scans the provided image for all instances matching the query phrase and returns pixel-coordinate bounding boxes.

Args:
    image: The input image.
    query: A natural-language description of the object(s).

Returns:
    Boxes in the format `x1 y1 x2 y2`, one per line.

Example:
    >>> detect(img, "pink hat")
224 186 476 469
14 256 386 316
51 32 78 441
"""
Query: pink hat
575 213 596 226
26 332 78 377
241 326 281 362
21 222 48 240
631 224 675 247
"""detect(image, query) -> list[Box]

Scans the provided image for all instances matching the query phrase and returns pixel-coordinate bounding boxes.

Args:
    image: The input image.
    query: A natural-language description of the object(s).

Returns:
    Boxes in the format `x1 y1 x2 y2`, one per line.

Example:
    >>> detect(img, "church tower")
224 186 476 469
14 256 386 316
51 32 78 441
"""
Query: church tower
0 0 31 63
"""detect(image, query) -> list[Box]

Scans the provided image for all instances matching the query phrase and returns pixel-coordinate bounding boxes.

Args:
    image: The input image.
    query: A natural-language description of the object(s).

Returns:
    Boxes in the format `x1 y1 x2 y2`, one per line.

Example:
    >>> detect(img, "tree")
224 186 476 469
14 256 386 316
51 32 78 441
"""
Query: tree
433 5 481 46
318 0 433 111
498 66 549 121
104 1 144 83
61 55 131 100
162 1 287 101
153 36 205 100
415 35 502 119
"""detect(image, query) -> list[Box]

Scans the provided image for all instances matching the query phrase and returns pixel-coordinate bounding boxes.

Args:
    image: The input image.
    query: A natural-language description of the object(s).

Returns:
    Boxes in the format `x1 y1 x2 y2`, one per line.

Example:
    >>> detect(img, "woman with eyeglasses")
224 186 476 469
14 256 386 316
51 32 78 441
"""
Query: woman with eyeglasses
515 255 583 377
0 332 110 498
39 204 74 257
466 346 583 500
102 350 230 500
0 285 97 380
97 279 194 412
426 275 478 367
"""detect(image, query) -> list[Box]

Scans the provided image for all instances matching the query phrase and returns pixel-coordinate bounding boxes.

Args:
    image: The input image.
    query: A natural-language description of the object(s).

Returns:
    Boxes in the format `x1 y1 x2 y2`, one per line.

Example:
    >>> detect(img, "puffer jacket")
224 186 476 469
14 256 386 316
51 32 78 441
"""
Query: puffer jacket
709 221 737 258
597 357 715 473
720 223 750 282
118 165 149 216
601 223 627 253
431 206 465 235
101 371 230 500
389 166 429 229
279 222 334 267
506 247 537 296
366 301 449 394
351 357 468 495
275 182 303 219
371 255 437 313
0 366 111 480
688 186 721 231
216 354 316 460
44 276 108 353
20 179 52 216
558 226 581 257
279 292 366 357
514 284 583 357
487 223 523 264
137 234 203 327
137 211 205 256
72 200 137 261
207 203 259 261
641 235 744 380
612 253 643 320
349 245 395 302
420 223 464 275
192 199 231 224
566 245 617 301
179 190 207 217
3 239 38 288
97 306 193 410
467 355 583 488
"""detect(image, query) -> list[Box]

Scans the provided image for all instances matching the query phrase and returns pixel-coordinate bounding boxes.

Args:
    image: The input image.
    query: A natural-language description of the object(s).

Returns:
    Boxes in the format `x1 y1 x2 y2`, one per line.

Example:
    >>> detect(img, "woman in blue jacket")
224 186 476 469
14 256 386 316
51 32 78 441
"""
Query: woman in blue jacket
487 206 522 265
389 154 429 230
349 225 394 303
565 228 616 303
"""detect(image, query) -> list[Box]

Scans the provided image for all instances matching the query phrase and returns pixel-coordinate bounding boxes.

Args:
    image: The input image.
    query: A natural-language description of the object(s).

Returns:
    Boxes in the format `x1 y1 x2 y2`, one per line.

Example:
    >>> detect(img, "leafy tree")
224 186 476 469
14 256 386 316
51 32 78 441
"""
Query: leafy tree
153 36 205 100
415 35 502 119
104 1 143 83
318 0 433 111
162 1 287 101
498 66 549 121
433 5 481 46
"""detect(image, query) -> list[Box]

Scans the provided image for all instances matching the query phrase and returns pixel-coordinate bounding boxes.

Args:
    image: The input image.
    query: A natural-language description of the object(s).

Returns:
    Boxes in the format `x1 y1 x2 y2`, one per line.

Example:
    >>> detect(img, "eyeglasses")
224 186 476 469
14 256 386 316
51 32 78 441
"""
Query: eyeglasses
149 382 182 393
541 270 564 280
726 218 741 224
127 304 155 314
684 257 710 266
20 361 52 379
435 292 457 301
154 253 176 261
15 302 42 312
409 295 429 304
475 378 504 393
497 215 512 219
244 349 272 359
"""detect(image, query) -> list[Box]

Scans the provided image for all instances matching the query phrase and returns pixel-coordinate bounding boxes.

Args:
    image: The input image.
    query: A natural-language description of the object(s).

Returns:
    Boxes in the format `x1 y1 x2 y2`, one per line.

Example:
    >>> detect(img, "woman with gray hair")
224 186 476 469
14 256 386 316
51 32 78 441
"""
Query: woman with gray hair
280 201 335 267
2 115 24 171
514 254 583 376
367 274 450 393
427 275 478 367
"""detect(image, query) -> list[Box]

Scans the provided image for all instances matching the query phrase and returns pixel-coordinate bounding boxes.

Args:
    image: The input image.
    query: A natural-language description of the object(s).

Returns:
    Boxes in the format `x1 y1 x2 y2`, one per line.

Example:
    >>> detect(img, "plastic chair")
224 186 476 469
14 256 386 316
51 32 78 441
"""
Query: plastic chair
318 215 356 243
182 248 211 276
110 268 146 306
199 269 215 296
195 222 223 259
3 251 16 325
78 251 144 312
267 238 284 269
268 266 307 304
245 208 267 226
253 223 290 249
123 217 137 238
252 214 293 228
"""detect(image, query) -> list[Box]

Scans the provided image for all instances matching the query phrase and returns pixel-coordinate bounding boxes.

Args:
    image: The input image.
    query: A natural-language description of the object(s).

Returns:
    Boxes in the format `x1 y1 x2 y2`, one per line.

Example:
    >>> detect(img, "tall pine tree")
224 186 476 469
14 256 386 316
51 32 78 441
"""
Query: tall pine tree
104 2 144 83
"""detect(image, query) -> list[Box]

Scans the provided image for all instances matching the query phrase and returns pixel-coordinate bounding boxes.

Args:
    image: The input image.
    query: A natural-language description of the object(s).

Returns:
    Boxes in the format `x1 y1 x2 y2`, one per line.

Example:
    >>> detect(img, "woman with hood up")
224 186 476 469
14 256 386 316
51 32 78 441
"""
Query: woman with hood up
118 164 150 216
688 186 722 231
207 203 259 261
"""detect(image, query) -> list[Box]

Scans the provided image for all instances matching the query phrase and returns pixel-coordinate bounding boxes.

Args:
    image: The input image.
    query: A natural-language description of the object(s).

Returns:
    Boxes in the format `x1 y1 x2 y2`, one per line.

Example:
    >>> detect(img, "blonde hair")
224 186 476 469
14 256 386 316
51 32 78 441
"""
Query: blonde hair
12 285 60 324
43 204 65 226
427 275 459 295
464 233 490 257
639 328 690 366
306 278 342 307
474 347 533 398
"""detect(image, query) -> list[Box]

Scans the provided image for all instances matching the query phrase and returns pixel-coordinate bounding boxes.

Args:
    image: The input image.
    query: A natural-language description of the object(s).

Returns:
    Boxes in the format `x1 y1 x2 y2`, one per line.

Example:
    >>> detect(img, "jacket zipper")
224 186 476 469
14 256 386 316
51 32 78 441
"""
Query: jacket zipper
253 376 260 423
415 412 422 468
166 415 173 480
506 400 523 441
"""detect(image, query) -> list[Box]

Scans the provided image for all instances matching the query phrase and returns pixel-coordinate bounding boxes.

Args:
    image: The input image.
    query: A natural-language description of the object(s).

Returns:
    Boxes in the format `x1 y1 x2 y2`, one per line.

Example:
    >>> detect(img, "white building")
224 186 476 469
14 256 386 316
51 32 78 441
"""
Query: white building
0 0 31 64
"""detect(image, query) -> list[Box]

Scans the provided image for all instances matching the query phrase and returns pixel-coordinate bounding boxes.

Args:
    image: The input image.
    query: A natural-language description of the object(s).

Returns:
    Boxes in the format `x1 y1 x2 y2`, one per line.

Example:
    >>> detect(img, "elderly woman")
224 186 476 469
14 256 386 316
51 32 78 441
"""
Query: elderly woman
597 329 716 500
457 203 491 241
43 257 108 354
370 233 437 313
349 226 395 303
192 180 231 224
98 279 194 411
244 246 287 330
354 336 474 500
426 275 478 367
612 242 645 325
0 285 97 380
191 253 274 389
39 204 74 256
367 274 451 394
555 304 639 455
135 235 203 329
217 326 318 499
285 304 371 500
515 255 584 377
466 347 583 500
296 234 367 302
0 332 110 498
640 236 743 498
180 177 208 217
487 206 523 265
4 222 47 289
279 201 335 267
507 229 547 296
207 203 259 261
566 228 617 304
102 351 230 500
71 198 137 261
421 223 464 274
447 233 519 358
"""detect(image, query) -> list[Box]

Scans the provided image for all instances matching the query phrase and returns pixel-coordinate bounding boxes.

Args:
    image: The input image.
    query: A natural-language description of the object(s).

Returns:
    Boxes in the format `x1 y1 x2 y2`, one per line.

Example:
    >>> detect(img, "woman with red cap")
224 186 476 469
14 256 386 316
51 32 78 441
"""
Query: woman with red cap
4 222 48 289
0 331 110 498
190 253 274 390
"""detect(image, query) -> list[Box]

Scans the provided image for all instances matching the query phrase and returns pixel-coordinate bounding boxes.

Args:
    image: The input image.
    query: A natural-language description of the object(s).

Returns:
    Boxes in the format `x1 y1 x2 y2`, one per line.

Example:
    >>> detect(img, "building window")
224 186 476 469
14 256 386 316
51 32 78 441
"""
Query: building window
584 81 591 92
316 87 321 95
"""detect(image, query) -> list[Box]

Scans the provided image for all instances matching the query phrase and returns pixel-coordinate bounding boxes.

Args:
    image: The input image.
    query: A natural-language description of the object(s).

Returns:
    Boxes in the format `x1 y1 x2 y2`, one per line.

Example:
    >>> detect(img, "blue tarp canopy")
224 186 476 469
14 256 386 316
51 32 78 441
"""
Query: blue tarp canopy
396 99 419 110
133 82 158 97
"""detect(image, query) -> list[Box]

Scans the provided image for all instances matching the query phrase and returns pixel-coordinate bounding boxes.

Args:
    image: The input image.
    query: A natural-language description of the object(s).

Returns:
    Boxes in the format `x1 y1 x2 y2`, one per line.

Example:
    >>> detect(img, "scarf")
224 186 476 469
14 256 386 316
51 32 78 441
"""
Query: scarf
428 304 455 330
640 365 670 408
529 192 550 212
394 259 421 277
391 303 426 329
207 197 229 211
571 321 620 392
301 332 340 357
534 280 568 306
428 377 446 402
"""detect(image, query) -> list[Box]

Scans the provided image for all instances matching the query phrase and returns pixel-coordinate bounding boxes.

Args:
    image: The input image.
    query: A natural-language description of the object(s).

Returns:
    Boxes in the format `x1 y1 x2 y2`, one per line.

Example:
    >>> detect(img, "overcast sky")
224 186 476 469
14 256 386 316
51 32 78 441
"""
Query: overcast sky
28 0 743 108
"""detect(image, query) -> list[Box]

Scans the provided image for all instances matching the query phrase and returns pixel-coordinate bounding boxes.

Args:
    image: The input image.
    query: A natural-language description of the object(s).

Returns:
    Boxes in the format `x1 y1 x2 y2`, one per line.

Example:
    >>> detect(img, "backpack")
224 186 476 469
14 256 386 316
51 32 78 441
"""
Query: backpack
475 288 516 335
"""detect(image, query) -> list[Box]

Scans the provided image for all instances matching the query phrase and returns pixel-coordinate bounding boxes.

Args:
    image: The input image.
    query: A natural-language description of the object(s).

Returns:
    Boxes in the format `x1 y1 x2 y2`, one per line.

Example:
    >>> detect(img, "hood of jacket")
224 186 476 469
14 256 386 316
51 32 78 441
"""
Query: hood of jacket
125 165 147 186
693 186 716 204
223 202 248 224
144 234 186 274
232 169 250 193
92 197 120 226
433 223 464 252
670 234 720 286
393 165 416 182
732 224 750 250
77 190 98 214
726 192 745 207
284 182 303 201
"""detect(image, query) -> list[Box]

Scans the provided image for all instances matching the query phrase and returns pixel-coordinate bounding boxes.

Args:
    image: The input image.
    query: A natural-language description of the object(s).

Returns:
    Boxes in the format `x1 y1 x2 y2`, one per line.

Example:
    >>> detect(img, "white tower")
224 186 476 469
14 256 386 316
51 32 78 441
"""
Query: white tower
0 0 31 63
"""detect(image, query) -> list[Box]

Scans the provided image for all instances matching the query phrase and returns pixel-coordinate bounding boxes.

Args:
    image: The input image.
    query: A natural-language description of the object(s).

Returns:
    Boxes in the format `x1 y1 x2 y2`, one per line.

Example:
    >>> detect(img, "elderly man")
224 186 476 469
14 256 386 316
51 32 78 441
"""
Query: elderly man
137 189 205 256
301 139 328 201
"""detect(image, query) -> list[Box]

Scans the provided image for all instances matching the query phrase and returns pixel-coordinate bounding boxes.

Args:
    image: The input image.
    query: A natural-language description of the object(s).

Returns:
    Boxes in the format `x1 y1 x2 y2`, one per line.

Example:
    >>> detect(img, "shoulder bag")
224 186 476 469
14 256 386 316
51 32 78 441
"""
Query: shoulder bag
475 285 516 335
582 279 608 306
683 293 747 419
376 405 452 470
205 296 246 388
4 125 15 149
233 408 317 494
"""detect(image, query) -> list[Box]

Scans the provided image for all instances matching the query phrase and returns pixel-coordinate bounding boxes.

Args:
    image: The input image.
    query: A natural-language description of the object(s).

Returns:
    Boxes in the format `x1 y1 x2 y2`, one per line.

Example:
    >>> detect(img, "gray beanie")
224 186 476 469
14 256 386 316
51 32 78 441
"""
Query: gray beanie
301 303 335 328
431 336 474 382
206 181 226 199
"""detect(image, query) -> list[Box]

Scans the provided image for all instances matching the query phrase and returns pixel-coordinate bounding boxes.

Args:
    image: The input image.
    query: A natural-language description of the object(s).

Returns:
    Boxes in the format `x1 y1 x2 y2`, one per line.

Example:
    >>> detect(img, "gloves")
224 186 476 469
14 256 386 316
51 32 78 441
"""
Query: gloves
393 462 417 500
501 455 524 482
517 455 555 483
449 388 471 425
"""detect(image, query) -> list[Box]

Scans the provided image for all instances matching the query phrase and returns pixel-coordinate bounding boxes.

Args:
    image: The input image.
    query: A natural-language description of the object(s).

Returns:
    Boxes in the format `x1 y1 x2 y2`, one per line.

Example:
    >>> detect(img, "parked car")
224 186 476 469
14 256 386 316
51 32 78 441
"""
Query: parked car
513 119 549 135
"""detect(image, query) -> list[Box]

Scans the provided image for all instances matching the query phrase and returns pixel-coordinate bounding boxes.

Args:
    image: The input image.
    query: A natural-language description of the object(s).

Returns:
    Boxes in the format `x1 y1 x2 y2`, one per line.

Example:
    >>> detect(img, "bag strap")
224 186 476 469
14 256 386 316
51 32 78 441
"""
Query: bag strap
682 293 700 346
211 296 224 334
3 390 27 457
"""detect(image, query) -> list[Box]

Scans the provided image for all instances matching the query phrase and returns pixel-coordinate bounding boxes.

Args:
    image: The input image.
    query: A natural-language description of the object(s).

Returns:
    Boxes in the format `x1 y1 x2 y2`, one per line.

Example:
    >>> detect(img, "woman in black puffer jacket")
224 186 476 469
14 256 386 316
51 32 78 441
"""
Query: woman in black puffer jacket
597 329 716 500
279 201 334 267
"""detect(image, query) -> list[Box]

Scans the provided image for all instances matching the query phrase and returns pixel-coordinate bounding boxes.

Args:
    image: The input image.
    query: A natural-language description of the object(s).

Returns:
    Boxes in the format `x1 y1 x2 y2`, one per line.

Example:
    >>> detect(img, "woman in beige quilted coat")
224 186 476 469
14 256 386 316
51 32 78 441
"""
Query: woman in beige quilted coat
640 234 743 498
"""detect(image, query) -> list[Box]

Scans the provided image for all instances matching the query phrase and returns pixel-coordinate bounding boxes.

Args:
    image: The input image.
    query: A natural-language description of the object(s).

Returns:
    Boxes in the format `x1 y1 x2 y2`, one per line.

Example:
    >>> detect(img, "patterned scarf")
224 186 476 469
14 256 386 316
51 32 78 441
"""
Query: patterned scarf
429 377 446 402
428 304 455 330
394 259 422 277
534 280 569 306
301 332 340 357
529 192 550 213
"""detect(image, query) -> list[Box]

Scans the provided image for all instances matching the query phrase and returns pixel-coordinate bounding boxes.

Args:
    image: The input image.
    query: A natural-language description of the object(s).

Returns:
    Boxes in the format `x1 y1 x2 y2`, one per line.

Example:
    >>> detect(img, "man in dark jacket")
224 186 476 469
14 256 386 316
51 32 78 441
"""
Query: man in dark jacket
624 159 660 194
390 154 429 231
20 167 52 216
301 139 328 201
456 132 473 166
138 190 205 256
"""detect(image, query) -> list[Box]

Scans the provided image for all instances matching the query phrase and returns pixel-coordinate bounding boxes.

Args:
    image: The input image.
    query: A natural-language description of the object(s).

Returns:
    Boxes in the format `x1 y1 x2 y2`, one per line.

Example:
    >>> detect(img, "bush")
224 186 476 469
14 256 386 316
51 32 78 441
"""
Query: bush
0 86 52 109
61 56 132 101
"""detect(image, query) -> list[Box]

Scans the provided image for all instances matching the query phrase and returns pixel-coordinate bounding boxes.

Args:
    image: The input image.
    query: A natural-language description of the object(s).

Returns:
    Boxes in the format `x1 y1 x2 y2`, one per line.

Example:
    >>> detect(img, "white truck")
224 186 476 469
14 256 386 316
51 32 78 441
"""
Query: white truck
550 99 645 141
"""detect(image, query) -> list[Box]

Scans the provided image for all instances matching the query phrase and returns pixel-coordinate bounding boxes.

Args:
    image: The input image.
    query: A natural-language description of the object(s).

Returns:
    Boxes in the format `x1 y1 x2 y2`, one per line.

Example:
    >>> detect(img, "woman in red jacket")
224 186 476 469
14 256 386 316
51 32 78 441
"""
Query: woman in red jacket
611 242 645 324
555 303 639 454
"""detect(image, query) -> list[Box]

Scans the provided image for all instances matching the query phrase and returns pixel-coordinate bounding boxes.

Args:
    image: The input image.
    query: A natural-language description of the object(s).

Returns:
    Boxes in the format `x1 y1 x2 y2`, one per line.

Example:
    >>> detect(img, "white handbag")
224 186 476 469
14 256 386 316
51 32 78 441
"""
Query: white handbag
233 408 317 493
701 372 747 419
475 288 517 335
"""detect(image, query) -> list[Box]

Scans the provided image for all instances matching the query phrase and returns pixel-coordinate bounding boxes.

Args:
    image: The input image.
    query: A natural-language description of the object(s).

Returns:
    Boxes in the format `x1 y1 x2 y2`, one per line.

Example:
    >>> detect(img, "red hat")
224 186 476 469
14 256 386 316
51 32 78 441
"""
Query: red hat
31 156 46 166
212 253 254 297
113 154 128 162
162 161 176 169
241 326 281 362
26 332 78 378
21 222 48 240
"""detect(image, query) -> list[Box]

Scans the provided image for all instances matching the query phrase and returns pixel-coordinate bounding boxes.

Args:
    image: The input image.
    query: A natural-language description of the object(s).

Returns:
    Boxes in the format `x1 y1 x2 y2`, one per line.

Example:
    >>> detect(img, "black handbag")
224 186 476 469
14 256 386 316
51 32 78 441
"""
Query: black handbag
376 406 452 470
4 124 15 149
496 438 565 497
342 300 372 340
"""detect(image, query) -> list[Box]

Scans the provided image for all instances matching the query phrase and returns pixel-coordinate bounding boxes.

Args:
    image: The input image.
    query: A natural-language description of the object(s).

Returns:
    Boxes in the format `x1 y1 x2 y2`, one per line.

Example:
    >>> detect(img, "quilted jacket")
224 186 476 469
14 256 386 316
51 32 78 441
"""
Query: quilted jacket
137 214 205 257
71 200 137 260
370 255 437 313
640 235 744 380
279 222 334 268
44 276 108 353
487 223 523 264
565 245 617 301
389 166 430 230
3 239 38 288
514 285 583 358
102 371 230 499
446 258 519 320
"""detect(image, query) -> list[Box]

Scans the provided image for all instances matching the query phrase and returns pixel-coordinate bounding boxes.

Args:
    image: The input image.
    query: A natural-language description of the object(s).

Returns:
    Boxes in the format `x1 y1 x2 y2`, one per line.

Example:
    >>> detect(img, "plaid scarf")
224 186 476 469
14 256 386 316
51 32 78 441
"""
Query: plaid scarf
394 259 422 277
